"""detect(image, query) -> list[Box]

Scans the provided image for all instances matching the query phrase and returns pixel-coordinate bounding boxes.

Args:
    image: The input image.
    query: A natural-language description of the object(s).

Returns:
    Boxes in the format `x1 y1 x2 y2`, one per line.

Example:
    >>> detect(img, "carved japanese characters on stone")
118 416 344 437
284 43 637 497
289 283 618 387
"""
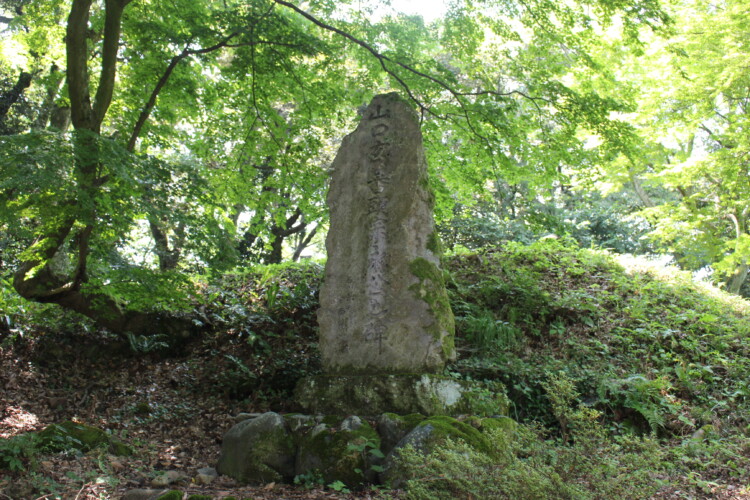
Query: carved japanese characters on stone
318 92 455 374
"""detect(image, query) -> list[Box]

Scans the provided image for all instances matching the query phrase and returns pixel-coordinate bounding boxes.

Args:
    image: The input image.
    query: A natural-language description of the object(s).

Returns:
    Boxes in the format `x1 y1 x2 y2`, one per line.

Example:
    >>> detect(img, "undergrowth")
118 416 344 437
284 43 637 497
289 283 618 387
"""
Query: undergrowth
447 238 750 436
4 239 750 497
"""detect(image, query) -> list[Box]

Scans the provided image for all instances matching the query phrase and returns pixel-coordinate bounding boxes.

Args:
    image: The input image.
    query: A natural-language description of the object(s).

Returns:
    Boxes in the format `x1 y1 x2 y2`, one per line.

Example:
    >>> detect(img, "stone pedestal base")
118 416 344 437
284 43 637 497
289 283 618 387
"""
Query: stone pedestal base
294 374 507 417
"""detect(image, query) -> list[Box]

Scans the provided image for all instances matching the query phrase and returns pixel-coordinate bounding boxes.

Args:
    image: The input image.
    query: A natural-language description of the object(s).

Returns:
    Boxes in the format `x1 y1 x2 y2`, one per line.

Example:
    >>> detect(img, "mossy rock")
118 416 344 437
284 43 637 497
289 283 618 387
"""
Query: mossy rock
295 374 508 416
109 439 134 456
381 415 502 487
408 257 456 360
295 416 380 487
187 495 213 500
418 416 495 455
36 420 132 456
480 416 517 434
217 412 296 484
377 413 426 454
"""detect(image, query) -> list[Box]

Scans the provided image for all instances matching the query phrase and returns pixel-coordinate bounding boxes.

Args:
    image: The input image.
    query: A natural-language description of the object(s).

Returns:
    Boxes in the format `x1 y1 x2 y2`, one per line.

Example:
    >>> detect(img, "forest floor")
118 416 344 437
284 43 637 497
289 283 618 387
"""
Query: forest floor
4 242 750 499
0 330 381 500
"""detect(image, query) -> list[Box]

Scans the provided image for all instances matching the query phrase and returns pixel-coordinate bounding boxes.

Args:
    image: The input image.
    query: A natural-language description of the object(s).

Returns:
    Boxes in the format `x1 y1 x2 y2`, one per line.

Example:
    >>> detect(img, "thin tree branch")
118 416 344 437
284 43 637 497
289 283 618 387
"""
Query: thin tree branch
127 32 239 151
93 0 129 129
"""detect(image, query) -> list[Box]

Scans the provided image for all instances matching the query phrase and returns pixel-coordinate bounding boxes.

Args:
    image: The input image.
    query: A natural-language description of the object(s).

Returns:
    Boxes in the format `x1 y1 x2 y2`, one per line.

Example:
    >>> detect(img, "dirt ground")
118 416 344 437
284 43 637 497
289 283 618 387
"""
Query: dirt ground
0 331 386 500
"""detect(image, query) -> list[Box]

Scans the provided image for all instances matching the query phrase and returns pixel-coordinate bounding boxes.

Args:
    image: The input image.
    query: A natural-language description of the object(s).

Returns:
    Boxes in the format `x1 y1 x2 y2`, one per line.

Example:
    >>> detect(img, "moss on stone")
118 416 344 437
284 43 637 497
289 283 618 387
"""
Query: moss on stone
37 421 107 452
156 491 183 500
296 375 509 417
296 418 380 487
426 229 443 256
217 413 296 484
108 439 134 456
246 426 294 483
408 257 456 359
399 413 428 429
322 415 343 426
480 416 518 434
417 416 495 456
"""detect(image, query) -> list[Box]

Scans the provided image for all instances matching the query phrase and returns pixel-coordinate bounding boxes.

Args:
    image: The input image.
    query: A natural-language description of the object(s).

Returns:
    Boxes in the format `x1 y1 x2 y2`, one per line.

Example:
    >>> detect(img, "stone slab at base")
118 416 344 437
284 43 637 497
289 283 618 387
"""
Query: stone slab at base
294 374 507 417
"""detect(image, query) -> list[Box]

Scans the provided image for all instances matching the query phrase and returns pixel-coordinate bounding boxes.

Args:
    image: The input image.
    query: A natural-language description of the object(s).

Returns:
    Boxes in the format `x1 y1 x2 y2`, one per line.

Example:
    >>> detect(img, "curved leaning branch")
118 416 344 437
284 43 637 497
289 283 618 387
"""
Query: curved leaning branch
270 0 549 139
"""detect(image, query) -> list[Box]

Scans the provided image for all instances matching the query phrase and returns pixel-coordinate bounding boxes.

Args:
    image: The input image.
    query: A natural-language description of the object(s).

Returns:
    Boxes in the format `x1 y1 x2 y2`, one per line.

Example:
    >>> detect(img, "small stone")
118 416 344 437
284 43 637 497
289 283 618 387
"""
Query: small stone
121 489 169 500
194 473 215 486
310 423 328 437
197 467 217 477
150 470 185 487
194 467 218 485
341 416 363 432
286 414 314 433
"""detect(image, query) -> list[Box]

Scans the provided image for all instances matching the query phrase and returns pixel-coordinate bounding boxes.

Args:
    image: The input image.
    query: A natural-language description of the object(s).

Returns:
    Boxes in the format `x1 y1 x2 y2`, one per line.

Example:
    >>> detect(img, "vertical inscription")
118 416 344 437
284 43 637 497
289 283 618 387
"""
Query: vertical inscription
364 104 392 352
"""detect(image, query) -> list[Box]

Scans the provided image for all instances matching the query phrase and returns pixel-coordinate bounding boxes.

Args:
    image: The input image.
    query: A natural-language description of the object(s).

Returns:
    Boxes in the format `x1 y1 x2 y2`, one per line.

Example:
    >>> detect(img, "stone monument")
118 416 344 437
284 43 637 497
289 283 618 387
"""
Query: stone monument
295 92 483 415
216 95 509 487
318 92 455 373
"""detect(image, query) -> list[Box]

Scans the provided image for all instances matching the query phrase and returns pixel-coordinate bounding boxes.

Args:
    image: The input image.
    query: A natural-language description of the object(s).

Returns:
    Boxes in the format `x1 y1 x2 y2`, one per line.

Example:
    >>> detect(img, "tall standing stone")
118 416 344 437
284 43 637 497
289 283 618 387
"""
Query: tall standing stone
317 92 455 374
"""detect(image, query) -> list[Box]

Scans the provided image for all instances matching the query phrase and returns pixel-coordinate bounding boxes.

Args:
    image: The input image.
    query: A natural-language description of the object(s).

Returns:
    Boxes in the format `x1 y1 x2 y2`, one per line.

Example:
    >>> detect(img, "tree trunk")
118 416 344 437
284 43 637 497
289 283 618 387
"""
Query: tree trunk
292 225 317 261
34 65 67 130
727 262 748 295
0 71 33 123
11 0 198 337
629 168 654 208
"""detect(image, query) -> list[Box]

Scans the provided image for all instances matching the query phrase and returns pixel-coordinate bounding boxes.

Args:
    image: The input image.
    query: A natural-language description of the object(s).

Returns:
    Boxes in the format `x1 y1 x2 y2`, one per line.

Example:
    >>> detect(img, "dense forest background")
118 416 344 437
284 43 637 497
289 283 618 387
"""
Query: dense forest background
1 0 750 498
2 0 749 332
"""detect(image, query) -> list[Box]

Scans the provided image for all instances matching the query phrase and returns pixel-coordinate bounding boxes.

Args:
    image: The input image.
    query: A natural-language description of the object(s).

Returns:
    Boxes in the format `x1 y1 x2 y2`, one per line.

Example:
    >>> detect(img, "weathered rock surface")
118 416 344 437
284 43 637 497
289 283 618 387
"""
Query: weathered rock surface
377 413 426 455
217 411 515 488
380 415 496 487
215 412 295 484
295 374 508 416
294 416 380 487
150 470 186 487
317 92 455 374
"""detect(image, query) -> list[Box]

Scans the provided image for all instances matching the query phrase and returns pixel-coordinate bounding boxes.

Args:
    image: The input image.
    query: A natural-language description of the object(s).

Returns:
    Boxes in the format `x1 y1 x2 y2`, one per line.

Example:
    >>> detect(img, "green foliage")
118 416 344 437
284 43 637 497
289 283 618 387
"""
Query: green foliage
294 469 325 489
596 0 750 294
448 238 750 434
202 261 323 401
0 433 39 472
125 333 170 354
327 480 350 493
0 131 211 315
462 310 523 352
597 375 683 434
396 376 674 499
396 432 585 500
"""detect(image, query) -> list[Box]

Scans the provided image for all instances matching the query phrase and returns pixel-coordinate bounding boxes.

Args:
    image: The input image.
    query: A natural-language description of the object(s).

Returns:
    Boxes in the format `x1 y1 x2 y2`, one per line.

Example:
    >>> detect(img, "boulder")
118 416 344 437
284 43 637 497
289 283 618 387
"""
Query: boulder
37 420 132 456
380 415 497 487
294 415 381 487
377 413 426 455
216 412 295 484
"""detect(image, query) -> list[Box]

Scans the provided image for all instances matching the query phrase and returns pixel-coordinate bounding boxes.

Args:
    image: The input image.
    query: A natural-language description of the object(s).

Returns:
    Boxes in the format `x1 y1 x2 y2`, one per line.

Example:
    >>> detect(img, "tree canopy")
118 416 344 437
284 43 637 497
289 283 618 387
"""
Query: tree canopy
4 0 747 333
